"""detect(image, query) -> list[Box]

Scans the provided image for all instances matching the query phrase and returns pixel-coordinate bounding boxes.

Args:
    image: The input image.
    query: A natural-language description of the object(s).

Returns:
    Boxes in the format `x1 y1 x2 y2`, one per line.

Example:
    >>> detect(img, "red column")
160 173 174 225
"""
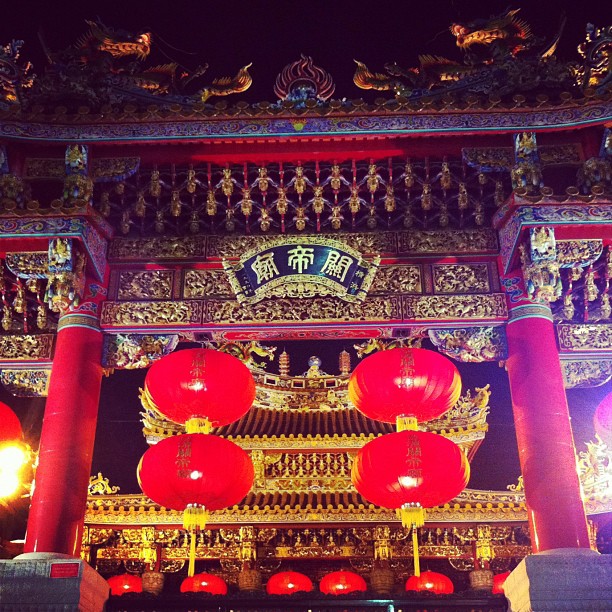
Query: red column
506 305 590 552
24 315 103 556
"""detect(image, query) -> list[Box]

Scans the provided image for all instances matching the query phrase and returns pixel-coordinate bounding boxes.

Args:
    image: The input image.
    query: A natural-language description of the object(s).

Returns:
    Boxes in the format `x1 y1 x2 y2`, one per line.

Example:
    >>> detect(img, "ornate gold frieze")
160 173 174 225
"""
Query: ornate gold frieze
4 252 48 276
397 230 497 254
24 157 140 182
370 265 422 294
432 264 490 294
403 294 506 320
0 368 50 396
183 269 234 298
0 334 54 360
557 324 612 352
109 236 206 261
100 301 203 326
205 296 401 324
556 240 603 267
117 270 173 300
562 359 612 388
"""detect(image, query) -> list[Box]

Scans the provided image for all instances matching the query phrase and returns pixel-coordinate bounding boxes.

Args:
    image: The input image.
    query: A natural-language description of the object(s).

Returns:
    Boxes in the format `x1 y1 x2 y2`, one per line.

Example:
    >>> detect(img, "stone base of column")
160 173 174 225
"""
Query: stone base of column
504 549 612 611
0 553 108 611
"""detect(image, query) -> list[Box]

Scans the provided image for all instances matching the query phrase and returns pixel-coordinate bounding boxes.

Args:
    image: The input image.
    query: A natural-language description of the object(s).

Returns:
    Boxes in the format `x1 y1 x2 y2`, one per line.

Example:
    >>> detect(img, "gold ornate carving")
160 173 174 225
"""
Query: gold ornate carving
101 301 203 326
562 359 612 388
557 324 612 351
433 264 490 294
403 294 506 320
88 472 120 495
398 230 497 254
109 237 206 261
4 252 48 276
0 334 54 360
0 369 50 396
205 296 401 324
578 436 612 504
556 240 603 267
117 270 173 300
184 269 234 297
371 265 422 294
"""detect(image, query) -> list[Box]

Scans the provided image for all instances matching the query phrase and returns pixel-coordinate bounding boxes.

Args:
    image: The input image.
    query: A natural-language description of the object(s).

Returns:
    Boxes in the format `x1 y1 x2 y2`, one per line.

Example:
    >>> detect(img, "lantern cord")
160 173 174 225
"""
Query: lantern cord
185 417 213 434
412 526 421 577
396 415 418 432
188 531 197 578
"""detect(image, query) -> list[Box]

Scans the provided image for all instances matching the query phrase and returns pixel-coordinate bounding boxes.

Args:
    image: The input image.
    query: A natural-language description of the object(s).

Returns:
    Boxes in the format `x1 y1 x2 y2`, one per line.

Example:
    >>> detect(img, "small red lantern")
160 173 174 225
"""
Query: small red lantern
352 430 470 525
320 570 367 595
266 571 313 595
492 571 511 594
180 573 228 594
348 348 461 425
107 573 142 596
594 391 612 446
0 401 22 442
406 571 454 594
143 348 256 431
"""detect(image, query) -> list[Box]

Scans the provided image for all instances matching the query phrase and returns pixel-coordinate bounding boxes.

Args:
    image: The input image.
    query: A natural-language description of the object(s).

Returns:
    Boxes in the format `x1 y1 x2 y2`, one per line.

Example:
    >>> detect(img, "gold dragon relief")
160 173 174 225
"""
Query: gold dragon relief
370 265 422 294
557 324 612 351
0 334 55 360
117 270 173 300
398 230 498 254
183 269 234 298
100 301 203 326
204 296 401 324
432 264 491 294
109 236 207 261
403 294 507 320
561 359 612 388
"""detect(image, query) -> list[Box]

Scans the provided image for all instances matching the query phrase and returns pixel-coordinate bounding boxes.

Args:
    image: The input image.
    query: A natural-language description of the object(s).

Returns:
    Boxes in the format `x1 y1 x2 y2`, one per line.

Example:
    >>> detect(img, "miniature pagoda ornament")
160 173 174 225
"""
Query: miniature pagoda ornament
274 54 335 105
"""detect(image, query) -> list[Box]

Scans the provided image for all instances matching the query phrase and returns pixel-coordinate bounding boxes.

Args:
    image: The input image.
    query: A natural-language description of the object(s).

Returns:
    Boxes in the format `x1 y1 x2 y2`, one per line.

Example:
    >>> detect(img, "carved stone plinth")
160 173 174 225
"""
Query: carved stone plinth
504 549 612 611
0 554 109 611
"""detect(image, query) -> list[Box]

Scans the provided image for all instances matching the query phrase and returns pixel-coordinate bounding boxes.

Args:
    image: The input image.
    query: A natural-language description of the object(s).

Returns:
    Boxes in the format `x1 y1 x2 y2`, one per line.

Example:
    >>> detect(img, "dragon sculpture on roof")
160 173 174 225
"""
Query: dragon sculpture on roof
354 8 579 99
25 19 252 108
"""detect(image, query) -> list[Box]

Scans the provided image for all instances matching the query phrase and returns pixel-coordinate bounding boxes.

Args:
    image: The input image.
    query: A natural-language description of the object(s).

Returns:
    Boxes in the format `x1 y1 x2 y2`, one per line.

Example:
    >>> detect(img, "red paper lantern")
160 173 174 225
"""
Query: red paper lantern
0 401 22 442
406 571 454 594
137 433 254 516
320 570 367 595
107 573 142 596
348 348 461 424
143 348 256 429
266 571 314 595
180 573 228 594
351 430 470 519
492 571 511 594
594 391 612 446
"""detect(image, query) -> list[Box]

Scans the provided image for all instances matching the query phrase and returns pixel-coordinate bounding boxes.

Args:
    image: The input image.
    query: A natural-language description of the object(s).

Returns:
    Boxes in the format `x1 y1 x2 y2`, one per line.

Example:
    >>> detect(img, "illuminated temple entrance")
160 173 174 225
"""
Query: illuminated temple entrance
0 10 611 612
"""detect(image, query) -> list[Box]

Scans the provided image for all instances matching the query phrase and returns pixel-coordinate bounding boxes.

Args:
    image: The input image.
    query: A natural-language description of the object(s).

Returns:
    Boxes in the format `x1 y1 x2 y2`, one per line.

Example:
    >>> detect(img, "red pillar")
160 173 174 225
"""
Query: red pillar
24 315 103 556
506 305 590 552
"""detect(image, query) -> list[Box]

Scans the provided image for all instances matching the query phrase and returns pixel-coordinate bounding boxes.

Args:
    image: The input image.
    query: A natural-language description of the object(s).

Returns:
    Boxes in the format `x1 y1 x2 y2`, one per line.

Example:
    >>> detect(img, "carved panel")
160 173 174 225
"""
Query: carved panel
398 230 497 254
109 237 206 261
561 359 612 388
117 270 173 300
556 240 603 268
4 252 48 277
433 264 490 294
0 335 54 360
557 324 612 352
183 269 234 298
403 295 507 320
204 296 401 324
100 301 203 326
0 369 50 396
428 327 507 362
370 265 421 294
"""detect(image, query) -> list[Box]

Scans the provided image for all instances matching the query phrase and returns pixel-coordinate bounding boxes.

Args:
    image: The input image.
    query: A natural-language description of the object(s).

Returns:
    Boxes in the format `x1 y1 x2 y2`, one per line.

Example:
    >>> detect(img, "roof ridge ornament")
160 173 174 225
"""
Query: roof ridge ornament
274 54 335 105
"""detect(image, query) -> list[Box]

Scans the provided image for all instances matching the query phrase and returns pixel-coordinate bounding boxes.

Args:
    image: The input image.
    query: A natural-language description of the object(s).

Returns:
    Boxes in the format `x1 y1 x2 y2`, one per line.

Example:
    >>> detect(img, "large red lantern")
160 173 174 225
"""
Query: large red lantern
266 571 313 595
0 401 22 442
142 348 256 431
180 573 228 594
406 571 454 594
320 570 367 595
594 391 612 446
352 430 470 524
348 348 461 426
492 571 511 594
107 573 142 596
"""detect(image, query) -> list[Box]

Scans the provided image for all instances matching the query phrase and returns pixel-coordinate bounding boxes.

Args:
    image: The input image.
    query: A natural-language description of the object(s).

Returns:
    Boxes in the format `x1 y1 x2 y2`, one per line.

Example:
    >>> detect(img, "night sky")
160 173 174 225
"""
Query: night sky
0 0 611 533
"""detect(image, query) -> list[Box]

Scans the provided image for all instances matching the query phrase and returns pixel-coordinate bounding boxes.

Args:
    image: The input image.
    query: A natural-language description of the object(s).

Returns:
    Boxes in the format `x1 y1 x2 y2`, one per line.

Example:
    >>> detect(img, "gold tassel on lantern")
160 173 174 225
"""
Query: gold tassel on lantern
183 504 209 577
397 502 425 577
185 417 212 434
396 415 418 432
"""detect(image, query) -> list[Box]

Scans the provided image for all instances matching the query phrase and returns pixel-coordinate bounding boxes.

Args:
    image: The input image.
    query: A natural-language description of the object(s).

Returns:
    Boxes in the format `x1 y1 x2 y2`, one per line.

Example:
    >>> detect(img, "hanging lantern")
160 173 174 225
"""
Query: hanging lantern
594 391 612 446
138 433 254 576
266 571 313 595
348 348 461 428
142 348 256 432
492 571 511 594
320 570 367 595
406 571 454 594
107 573 142 596
0 401 22 442
180 573 228 594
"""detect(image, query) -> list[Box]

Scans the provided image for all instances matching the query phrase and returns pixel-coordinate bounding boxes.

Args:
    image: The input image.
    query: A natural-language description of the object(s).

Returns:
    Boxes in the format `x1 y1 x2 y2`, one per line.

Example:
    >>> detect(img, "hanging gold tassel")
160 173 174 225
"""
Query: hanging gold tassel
412 525 421 577
185 417 212 434
183 505 209 577
397 503 425 578
396 415 418 432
